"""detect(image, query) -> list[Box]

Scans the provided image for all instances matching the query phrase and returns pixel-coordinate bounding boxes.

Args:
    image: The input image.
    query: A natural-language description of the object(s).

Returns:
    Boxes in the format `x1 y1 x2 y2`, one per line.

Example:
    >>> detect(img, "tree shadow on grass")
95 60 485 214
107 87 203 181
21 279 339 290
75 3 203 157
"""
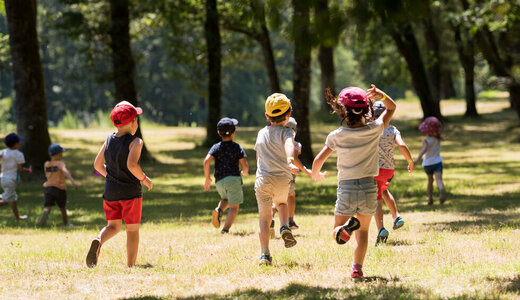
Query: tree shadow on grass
486 274 520 294
424 210 520 233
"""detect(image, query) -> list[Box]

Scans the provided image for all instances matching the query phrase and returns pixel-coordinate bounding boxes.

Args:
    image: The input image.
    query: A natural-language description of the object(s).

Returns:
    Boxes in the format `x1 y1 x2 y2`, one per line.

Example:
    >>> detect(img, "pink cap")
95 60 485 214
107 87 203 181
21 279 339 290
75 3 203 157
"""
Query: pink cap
419 116 442 136
338 87 369 108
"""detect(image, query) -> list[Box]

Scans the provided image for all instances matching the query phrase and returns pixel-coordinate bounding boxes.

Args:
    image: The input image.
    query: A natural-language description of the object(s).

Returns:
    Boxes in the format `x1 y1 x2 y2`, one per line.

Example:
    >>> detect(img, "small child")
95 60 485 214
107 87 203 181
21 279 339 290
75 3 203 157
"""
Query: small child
86 101 153 268
204 117 249 234
312 85 396 279
37 143 79 226
0 133 31 220
414 116 446 205
255 93 300 265
269 117 311 238
372 101 414 245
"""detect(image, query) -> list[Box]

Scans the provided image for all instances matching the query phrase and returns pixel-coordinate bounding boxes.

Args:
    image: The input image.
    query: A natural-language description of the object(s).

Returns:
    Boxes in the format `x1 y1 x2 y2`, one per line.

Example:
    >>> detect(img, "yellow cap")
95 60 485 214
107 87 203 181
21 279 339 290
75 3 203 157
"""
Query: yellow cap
265 93 291 117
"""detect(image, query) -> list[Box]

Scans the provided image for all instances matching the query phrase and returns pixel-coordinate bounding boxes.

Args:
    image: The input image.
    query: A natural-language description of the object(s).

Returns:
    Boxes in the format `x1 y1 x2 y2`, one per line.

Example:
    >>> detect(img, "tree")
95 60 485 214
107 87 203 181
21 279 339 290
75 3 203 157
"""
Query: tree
292 0 313 164
204 0 222 146
5 0 51 171
108 0 152 160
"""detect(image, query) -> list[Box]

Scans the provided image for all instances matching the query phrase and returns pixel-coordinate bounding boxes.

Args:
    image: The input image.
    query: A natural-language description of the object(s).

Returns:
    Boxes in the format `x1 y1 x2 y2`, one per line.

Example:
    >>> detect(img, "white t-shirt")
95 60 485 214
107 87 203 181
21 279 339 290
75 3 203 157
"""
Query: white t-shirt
422 136 443 166
325 118 385 181
378 125 401 169
1 149 25 180
255 125 295 179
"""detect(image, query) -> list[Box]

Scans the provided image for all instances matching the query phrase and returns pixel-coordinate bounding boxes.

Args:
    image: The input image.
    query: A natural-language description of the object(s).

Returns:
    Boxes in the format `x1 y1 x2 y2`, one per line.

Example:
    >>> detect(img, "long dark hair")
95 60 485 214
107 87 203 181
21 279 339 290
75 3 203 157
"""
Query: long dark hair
325 88 374 127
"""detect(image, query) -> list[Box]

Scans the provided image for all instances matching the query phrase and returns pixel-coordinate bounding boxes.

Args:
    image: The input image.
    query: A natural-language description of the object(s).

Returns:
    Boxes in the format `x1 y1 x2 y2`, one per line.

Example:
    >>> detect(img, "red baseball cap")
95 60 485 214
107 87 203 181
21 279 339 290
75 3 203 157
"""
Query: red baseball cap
338 87 369 108
110 101 143 127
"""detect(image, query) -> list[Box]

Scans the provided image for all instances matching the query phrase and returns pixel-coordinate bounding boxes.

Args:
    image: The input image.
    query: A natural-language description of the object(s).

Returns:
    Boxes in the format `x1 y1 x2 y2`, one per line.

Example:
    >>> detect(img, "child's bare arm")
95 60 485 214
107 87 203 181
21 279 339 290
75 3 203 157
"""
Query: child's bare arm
395 135 414 173
413 139 429 165
239 157 249 177
127 138 152 191
94 142 107 177
60 162 79 188
203 154 214 190
311 145 332 182
367 84 396 128
292 149 311 176
284 137 299 174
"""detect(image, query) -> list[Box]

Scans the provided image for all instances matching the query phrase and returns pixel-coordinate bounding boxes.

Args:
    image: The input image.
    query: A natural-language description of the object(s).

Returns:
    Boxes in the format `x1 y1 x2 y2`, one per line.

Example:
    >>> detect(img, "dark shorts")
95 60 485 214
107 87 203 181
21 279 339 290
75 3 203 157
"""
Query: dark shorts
103 198 142 224
44 187 67 208
423 162 443 175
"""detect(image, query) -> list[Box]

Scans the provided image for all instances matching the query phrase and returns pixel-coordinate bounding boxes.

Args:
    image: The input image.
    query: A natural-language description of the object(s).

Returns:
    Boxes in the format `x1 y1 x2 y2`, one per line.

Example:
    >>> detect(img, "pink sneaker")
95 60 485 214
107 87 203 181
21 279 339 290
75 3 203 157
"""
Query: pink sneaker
351 264 363 279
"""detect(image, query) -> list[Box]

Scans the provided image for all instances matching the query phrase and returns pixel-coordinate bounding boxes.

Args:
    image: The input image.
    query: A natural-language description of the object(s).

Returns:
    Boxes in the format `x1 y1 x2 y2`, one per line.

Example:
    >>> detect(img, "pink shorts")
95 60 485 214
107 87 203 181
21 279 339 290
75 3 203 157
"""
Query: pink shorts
103 198 142 224
374 168 395 200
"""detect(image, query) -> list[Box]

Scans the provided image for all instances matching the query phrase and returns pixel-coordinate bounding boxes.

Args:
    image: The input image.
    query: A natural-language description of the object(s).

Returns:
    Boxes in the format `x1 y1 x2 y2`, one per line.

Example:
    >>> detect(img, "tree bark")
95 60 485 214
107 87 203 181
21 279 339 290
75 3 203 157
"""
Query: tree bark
423 5 441 103
204 0 221 146
390 24 442 119
108 0 152 161
441 70 457 99
5 0 51 172
315 0 336 111
453 25 477 117
292 0 313 165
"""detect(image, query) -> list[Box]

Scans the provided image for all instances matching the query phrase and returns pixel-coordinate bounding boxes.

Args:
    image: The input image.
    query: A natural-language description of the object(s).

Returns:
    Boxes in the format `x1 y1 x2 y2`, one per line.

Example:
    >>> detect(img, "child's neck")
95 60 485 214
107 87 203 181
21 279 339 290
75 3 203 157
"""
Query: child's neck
221 137 233 142
116 128 133 136
51 157 61 161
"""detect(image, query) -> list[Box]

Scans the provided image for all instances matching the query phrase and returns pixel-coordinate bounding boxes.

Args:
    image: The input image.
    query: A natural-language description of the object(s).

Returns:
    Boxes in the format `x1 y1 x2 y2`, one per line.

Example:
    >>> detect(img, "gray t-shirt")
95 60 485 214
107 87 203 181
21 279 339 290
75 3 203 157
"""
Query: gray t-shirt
325 118 385 181
378 125 401 169
255 125 295 179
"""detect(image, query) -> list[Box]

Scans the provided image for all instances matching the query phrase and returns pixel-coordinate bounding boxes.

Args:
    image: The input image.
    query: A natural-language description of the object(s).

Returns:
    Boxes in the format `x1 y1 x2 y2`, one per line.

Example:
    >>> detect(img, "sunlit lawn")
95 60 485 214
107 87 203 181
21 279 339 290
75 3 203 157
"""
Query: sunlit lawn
1 98 519 299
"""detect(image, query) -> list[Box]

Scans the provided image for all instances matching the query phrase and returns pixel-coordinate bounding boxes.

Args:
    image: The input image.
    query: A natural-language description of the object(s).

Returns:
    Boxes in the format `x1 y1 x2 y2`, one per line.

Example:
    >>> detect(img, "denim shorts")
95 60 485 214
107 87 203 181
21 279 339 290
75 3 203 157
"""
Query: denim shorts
215 176 244 205
335 177 378 216
423 162 443 175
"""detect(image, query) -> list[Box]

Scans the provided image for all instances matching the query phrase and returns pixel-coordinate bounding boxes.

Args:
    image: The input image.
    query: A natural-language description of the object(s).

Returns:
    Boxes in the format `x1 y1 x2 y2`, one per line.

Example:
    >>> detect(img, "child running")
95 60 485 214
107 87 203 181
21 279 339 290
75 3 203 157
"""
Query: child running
86 101 153 268
414 116 446 205
255 93 300 265
204 117 249 234
38 143 79 226
0 133 31 221
269 117 311 238
312 85 396 279
372 101 414 245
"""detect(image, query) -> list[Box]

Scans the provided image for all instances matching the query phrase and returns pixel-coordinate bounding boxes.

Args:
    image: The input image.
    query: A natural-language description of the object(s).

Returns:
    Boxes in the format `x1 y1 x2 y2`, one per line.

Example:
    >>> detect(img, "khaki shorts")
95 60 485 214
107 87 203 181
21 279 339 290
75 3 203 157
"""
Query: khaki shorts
1 178 18 203
255 176 291 213
335 177 378 216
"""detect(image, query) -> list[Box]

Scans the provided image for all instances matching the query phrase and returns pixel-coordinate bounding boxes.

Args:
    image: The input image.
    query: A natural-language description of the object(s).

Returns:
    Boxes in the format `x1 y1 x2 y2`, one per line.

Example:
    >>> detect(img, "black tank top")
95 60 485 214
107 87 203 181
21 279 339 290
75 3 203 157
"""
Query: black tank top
103 133 142 201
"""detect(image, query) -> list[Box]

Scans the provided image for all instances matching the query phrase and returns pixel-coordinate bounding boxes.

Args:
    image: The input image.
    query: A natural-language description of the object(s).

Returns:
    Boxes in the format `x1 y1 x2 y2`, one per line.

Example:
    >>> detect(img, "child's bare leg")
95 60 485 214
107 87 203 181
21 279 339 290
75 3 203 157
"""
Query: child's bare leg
223 204 239 231
259 207 272 252
0 199 8 207
59 207 69 225
434 172 446 203
218 199 229 212
375 200 384 230
38 207 52 226
287 193 296 218
271 203 276 219
276 203 289 226
99 220 122 245
382 190 398 218
334 215 350 227
427 174 434 205
10 202 26 220
353 214 372 266
125 223 139 267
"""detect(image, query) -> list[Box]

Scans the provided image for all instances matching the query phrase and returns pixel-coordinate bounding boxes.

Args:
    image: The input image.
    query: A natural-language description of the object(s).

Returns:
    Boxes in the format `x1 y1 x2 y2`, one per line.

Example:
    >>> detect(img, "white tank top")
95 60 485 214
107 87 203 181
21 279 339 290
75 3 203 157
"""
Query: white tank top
422 136 443 166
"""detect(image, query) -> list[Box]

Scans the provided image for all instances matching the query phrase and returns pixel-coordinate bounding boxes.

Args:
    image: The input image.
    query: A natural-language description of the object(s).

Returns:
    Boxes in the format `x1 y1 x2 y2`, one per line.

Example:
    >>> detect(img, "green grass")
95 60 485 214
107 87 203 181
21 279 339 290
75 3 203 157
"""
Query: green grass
1 99 520 299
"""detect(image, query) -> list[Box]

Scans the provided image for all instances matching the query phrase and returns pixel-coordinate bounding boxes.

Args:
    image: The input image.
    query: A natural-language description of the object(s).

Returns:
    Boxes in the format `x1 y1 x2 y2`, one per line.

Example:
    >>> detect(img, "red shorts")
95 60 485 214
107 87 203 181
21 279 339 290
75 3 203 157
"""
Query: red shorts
374 168 395 200
103 198 142 224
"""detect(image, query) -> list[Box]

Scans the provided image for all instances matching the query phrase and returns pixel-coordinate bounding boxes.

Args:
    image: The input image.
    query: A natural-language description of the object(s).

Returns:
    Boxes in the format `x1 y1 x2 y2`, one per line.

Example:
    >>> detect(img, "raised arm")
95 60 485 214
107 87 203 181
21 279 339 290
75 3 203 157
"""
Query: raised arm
203 154 214 190
311 145 333 182
239 157 249 177
395 135 414 173
127 138 153 191
94 142 107 177
413 139 429 165
367 84 396 128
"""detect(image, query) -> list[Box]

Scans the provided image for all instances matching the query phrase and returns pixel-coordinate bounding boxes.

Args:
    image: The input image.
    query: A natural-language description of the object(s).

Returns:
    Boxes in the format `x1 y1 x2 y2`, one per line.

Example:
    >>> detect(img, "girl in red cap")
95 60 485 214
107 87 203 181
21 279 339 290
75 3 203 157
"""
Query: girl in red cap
311 84 396 279
413 116 446 205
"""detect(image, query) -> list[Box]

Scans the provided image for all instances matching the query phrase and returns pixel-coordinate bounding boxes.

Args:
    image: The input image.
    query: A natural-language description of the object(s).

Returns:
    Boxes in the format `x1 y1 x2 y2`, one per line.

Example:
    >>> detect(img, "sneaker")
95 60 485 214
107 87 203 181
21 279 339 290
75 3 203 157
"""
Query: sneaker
280 225 297 248
439 189 447 204
211 208 222 229
375 228 389 246
333 217 361 245
427 198 433 205
259 253 272 266
86 239 101 268
351 265 364 279
221 229 229 234
269 219 275 239
393 216 404 230
66 222 74 227
288 220 299 230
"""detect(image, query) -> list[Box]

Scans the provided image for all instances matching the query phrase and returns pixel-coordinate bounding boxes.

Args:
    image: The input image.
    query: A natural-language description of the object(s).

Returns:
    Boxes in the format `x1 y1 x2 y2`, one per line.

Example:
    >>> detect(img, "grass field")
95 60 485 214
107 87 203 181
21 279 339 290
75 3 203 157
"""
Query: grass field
1 98 520 299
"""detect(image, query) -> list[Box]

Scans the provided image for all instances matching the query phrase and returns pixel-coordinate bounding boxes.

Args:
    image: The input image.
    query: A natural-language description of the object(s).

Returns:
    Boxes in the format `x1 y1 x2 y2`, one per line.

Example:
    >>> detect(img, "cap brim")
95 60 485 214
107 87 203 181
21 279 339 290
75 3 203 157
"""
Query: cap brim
135 107 143 115
62 148 68 152
230 118 238 125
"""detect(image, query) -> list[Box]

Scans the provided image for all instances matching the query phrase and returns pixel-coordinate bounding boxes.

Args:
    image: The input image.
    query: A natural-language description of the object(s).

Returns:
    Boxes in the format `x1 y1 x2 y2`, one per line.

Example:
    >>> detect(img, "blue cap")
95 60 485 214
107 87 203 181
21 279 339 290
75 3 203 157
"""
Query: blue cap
4 133 23 147
48 143 67 156
217 117 238 134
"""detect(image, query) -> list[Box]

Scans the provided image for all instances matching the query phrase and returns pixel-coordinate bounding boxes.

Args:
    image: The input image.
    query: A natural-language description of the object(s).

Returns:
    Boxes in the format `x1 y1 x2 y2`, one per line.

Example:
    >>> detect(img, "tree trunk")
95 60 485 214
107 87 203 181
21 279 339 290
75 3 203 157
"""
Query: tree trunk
441 71 457 99
315 0 336 111
108 0 152 161
5 0 51 172
423 6 441 103
204 0 221 146
508 83 520 119
390 24 442 119
292 0 313 165
453 25 478 117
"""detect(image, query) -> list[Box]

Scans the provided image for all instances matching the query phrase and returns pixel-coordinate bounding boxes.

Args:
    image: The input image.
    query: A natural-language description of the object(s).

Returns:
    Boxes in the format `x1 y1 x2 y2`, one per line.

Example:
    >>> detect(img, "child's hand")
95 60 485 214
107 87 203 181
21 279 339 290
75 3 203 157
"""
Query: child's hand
73 182 79 189
367 84 385 100
303 167 312 176
312 171 327 183
241 170 249 177
407 160 414 173
143 177 153 191
204 178 212 191
289 163 300 175
413 158 419 165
